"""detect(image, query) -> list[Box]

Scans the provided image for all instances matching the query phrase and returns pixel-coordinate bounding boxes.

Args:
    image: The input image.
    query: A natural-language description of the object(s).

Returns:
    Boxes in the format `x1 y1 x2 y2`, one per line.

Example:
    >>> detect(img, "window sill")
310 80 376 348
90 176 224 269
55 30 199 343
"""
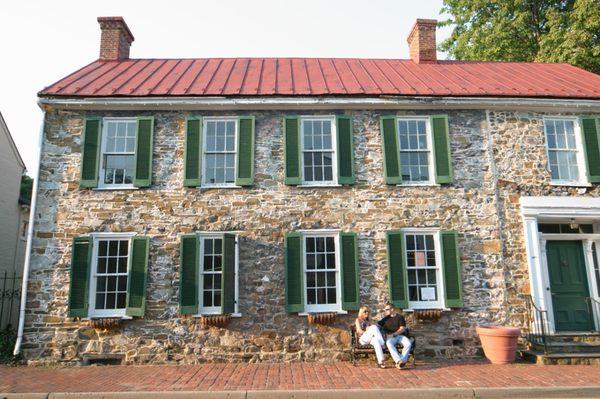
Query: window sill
298 310 348 316
395 183 439 187
549 181 592 188
199 185 243 189
84 315 133 320
297 184 343 188
193 313 242 318
403 308 451 312
94 186 139 191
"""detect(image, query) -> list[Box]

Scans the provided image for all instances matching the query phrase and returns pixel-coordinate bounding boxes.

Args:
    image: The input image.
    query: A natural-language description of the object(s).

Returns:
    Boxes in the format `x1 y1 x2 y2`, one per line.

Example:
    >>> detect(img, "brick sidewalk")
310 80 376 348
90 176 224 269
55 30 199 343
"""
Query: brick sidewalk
1 361 599 393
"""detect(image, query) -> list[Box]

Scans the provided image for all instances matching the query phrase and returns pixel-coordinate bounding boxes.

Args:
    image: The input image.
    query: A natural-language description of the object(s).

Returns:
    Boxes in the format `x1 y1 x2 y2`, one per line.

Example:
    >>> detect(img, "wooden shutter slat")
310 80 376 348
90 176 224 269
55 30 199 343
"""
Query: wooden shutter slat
581 117 600 183
236 117 255 186
80 118 101 188
441 231 463 308
284 117 301 185
179 234 198 315
221 234 237 314
126 236 150 317
133 117 154 187
386 231 408 308
336 116 355 184
340 232 360 310
68 236 92 317
184 117 202 187
380 116 401 184
432 115 453 184
285 232 304 312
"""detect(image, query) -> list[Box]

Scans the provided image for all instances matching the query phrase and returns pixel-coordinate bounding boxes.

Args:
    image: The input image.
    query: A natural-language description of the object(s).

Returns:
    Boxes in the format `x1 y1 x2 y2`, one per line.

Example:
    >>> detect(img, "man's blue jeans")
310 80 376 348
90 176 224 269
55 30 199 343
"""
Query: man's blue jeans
385 334 412 364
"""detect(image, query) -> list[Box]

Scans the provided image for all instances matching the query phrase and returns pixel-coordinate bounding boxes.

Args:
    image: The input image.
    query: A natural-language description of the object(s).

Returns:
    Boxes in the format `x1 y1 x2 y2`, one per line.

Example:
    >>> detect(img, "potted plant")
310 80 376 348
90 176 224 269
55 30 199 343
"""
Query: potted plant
476 325 521 364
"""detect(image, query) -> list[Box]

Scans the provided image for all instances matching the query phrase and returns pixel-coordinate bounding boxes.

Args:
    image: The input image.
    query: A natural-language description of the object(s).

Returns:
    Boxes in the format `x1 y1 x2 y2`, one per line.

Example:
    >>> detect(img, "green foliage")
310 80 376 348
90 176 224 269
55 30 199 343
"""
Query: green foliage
440 0 600 73
0 325 22 365
19 174 33 205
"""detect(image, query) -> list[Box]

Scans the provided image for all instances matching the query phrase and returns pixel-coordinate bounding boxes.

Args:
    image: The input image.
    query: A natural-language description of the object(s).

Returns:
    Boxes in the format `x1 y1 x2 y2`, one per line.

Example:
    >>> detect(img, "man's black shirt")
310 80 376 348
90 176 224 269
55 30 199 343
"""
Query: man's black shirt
377 314 407 335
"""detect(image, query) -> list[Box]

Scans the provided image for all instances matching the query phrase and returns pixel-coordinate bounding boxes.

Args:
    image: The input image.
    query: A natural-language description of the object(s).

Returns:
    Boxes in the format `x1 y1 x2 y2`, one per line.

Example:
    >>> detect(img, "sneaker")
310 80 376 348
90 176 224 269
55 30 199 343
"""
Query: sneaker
396 361 406 369
378 362 386 369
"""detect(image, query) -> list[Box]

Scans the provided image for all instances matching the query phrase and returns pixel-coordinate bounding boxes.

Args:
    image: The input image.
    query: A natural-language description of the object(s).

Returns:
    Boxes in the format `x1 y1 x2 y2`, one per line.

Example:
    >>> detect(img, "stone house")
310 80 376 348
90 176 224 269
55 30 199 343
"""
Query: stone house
20 16 600 365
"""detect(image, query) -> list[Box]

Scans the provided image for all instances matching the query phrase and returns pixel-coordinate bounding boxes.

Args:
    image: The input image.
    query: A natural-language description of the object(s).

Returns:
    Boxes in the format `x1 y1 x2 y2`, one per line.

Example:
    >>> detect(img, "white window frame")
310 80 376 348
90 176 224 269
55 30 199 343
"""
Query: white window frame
98 117 137 190
300 116 339 187
196 232 240 316
87 232 137 318
396 116 436 186
301 230 342 313
402 228 446 310
201 117 239 188
542 116 589 186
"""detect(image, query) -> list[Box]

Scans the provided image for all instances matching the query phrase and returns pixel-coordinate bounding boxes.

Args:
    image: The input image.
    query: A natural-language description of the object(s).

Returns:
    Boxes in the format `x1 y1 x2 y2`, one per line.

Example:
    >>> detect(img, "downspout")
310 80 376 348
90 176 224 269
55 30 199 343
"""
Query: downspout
14 110 45 356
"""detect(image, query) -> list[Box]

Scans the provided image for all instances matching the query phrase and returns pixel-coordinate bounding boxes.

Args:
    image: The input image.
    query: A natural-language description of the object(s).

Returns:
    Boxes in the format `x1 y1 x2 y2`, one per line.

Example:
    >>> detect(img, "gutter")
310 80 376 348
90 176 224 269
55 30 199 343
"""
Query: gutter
14 110 45 356
38 95 600 112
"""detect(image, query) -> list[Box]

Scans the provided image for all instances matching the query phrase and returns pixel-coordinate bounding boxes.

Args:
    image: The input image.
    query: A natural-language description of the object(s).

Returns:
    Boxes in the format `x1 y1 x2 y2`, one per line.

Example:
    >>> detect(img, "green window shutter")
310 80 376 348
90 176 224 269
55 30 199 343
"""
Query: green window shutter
380 116 401 184
386 231 408 309
336 116 355 185
441 231 463 308
284 117 301 185
80 118 102 188
184 117 202 187
68 236 92 317
179 234 199 315
125 236 150 317
581 117 600 183
285 232 304 312
221 234 237 314
432 115 453 184
133 116 154 188
340 232 360 311
236 117 255 186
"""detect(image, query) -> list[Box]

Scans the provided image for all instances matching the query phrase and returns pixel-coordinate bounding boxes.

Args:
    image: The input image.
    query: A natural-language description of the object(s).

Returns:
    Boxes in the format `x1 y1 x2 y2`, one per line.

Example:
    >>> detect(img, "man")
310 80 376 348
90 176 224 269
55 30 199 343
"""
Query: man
378 303 412 369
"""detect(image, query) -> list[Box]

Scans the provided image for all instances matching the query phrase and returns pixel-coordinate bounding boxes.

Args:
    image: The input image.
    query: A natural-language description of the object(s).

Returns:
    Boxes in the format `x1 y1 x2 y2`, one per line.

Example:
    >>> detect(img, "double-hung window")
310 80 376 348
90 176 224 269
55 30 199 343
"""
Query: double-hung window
386 229 463 310
99 119 137 188
380 115 452 185
543 118 587 185
202 119 237 187
89 235 133 317
179 233 239 316
301 117 337 185
303 233 341 312
67 233 150 319
404 231 444 309
398 117 433 184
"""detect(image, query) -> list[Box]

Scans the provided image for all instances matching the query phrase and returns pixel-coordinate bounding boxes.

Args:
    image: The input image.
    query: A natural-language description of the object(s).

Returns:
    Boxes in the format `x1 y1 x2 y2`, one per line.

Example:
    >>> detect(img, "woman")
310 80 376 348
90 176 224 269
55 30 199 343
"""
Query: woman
355 305 386 368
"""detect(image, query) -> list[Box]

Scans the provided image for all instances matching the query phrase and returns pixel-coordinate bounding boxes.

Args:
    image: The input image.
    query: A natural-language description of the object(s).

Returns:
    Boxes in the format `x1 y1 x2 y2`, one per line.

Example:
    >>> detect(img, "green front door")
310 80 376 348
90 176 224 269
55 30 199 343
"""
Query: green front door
546 241 593 332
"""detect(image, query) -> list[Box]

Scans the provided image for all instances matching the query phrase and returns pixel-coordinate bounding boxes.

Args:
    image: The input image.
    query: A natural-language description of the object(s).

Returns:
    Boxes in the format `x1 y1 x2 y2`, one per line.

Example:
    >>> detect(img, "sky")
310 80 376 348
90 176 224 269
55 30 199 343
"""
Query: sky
0 0 451 175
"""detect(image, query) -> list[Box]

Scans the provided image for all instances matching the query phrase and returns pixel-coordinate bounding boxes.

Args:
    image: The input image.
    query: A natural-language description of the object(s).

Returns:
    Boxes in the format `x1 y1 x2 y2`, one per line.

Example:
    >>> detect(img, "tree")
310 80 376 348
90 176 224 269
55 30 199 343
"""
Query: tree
439 0 600 73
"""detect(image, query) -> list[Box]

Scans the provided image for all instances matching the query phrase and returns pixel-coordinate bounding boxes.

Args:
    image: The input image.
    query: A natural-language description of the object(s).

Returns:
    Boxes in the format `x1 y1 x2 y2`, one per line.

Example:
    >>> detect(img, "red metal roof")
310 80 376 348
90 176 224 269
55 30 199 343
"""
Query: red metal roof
39 58 600 99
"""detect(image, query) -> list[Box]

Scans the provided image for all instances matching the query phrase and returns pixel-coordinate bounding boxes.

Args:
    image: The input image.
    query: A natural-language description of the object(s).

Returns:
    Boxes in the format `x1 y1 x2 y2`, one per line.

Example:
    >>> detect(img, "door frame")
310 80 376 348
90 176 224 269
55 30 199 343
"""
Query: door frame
521 196 600 334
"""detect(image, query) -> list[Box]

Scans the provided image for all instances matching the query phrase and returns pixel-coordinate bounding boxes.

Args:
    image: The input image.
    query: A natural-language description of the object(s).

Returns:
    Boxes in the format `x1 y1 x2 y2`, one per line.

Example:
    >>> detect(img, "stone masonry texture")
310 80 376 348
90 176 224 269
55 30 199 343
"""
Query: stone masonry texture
22 107 599 365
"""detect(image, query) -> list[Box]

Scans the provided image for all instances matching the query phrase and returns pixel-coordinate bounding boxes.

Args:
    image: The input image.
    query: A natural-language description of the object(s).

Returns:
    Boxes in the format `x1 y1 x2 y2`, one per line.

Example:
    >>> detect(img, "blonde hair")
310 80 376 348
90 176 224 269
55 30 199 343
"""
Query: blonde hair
358 306 370 319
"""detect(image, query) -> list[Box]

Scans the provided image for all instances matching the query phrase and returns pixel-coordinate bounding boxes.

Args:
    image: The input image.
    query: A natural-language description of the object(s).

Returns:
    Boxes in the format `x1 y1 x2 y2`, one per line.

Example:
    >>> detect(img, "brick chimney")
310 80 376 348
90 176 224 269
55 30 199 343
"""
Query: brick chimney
97 17 134 61
407 19 437 63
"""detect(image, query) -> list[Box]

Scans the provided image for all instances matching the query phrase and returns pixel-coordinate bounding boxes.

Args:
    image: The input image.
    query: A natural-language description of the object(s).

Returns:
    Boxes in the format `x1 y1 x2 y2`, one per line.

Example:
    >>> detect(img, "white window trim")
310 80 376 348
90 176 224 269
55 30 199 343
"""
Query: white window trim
97 117 137 190
300 116 338 187
402 228 446 310
302 230 343 313
542 116 588 186
201 117 240 189
87 232 137 318
396 116 438 187
196 231 240 316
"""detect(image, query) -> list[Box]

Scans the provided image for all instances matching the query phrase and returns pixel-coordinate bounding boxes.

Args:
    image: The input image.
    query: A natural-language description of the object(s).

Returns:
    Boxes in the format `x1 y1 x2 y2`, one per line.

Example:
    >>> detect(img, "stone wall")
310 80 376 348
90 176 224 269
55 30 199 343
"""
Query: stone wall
24 107 595 365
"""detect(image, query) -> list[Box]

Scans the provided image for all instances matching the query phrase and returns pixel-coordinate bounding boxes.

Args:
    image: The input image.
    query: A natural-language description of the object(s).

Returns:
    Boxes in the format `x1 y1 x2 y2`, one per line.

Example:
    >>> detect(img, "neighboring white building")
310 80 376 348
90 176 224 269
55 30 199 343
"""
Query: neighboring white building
0 111 28 328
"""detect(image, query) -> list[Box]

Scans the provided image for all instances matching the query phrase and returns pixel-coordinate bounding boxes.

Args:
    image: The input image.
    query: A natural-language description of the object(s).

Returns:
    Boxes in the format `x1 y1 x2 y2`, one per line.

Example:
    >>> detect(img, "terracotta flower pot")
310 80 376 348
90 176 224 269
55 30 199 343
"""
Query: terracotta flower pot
476 325 521 364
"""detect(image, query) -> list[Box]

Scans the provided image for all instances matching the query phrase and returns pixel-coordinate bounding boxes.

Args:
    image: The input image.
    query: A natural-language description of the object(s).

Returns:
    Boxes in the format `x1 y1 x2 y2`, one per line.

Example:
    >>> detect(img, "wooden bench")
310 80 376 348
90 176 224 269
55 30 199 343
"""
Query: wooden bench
350 325 416 367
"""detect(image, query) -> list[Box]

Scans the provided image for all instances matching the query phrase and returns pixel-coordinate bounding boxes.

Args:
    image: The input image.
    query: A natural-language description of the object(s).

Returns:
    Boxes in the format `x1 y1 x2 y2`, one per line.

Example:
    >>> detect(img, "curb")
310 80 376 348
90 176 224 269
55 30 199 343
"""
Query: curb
2 386 600 399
